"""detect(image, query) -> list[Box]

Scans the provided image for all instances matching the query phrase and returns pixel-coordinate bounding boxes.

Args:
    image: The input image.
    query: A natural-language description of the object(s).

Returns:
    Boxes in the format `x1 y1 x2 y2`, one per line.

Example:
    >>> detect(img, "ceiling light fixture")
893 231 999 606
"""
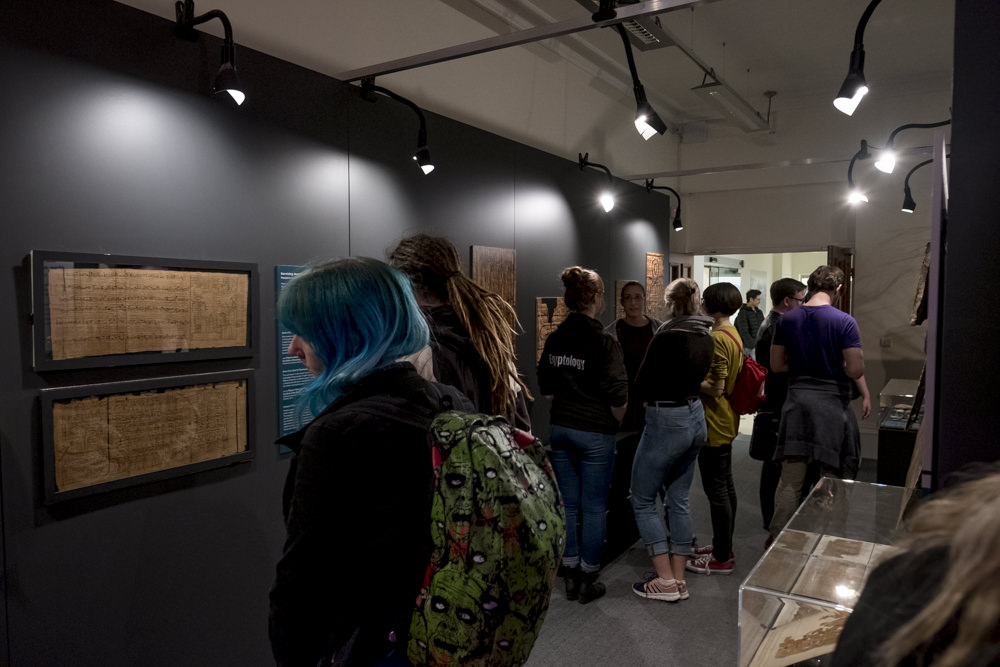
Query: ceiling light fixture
613 24 667 140
579 153 616 212
644 179 683 231
361 77 435 175
175 0 245 105
833 0 883 116
874 119 952 174
846 139 871 204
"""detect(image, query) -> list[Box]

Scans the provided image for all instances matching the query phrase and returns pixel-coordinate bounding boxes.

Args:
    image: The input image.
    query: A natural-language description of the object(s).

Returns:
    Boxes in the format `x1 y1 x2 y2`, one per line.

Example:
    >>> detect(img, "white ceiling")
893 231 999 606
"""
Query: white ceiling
116 0 955 184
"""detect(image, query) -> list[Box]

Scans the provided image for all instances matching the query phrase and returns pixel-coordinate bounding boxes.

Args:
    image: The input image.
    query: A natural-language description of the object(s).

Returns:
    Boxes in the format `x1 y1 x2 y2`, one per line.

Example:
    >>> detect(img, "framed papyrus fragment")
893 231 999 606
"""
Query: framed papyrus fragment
41 371 253 503
31 251 257 370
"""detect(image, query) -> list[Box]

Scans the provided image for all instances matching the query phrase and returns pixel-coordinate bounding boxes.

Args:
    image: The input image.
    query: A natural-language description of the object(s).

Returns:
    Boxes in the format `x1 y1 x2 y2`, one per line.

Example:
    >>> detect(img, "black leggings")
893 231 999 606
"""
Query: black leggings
698 444 736 560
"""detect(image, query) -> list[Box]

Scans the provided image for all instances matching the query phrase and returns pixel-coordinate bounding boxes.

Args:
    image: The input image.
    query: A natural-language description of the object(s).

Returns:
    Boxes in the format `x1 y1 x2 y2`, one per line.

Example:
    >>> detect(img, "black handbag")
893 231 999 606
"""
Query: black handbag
749 412 779 461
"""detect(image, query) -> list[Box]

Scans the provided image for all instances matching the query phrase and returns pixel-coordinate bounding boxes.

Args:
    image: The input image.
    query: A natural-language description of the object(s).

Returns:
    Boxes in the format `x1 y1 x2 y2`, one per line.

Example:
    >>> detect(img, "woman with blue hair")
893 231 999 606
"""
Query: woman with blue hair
268 257 469 667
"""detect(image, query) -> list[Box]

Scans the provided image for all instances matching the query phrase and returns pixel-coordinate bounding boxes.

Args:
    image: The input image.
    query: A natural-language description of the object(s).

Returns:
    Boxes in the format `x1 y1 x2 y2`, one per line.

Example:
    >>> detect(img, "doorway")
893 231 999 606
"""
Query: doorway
692 250 829 318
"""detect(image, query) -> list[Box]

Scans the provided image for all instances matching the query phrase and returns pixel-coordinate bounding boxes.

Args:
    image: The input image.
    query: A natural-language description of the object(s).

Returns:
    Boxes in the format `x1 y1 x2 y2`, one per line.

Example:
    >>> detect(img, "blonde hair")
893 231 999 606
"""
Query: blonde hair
560 266 604 313
877 468 1000 666
387 234 530 415
664 278 704 320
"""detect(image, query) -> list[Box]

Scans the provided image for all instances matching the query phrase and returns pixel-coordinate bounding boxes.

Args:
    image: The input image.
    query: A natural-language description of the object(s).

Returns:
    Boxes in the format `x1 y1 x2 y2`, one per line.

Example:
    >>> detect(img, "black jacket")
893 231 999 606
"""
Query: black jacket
734 304 765 348
269 362 469 667
537 312 628 434
755 310 789 412
634 316 714 404
424 305 532 431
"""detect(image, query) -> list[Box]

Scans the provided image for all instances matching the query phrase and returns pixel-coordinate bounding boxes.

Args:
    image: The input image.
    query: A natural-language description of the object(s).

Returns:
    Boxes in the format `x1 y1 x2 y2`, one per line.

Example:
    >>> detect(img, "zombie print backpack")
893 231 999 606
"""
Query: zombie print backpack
406 398 565 667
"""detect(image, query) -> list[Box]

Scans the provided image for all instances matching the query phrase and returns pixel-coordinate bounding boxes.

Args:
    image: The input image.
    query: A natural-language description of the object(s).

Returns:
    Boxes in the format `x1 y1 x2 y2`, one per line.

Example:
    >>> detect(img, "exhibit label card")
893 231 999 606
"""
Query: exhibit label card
276 266 313 439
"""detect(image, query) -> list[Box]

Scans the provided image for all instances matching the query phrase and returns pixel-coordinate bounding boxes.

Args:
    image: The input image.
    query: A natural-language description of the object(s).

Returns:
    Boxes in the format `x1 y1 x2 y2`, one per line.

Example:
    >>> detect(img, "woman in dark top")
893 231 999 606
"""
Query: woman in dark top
604 280 662 434
269 257 469 667
537 266 628 604
831 466 1000 667
629 278 714 603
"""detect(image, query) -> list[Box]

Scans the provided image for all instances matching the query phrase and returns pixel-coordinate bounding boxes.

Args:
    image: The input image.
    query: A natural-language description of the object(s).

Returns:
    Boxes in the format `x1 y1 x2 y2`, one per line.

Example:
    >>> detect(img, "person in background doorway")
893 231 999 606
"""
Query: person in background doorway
387 233 532 431
734 288 765 358
629 278 713 603
538 266 628 604
687 281 744 576
768 265 865 541
753 277 806 531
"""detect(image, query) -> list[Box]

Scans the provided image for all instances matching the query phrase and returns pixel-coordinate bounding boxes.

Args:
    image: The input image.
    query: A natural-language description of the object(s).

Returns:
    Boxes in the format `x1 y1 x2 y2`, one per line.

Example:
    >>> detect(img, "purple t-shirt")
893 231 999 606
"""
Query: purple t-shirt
773 304 861 382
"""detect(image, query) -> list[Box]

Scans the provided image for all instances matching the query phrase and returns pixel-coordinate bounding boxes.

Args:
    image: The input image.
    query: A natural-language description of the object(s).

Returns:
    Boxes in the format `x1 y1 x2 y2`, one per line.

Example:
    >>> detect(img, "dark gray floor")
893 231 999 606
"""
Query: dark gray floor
525 419 876 667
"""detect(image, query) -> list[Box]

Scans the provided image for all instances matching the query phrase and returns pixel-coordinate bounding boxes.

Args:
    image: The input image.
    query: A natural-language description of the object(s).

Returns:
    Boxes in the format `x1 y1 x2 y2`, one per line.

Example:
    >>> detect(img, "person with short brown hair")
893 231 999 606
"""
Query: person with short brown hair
734 288 764 356
687 281 744 576
768 265 865 540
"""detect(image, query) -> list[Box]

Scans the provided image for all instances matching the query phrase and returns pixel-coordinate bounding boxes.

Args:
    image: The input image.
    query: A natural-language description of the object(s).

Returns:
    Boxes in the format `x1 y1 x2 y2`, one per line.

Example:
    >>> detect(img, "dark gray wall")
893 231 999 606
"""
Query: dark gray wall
933 0 1000 485
0 1 670 664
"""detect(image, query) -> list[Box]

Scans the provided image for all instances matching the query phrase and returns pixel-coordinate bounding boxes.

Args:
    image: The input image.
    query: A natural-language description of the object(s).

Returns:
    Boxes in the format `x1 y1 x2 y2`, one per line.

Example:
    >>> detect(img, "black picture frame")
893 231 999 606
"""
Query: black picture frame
40 370 255 504
30 250 258 371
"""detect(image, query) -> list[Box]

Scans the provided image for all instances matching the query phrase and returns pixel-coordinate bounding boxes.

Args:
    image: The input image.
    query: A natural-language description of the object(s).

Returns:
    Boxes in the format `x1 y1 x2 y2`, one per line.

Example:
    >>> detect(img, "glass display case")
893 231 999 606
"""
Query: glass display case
878 378 921 430
738 478 917 667
877 378 922 486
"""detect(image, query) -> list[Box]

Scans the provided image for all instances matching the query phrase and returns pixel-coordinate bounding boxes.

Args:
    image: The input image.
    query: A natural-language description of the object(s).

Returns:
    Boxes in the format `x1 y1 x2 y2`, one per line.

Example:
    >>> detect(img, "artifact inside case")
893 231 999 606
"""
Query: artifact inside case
739 478 915 667
878 378 921 430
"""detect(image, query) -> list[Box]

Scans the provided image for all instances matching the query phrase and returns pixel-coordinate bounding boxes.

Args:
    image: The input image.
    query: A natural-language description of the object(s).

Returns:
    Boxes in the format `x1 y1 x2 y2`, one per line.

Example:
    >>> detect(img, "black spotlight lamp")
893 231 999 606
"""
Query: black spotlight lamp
175 0 245 105
590 0 617 22
900 155 948 213
645 179 683 231
846 139 872 204
833 0 883 116
614 24 667 140
874 119 952 174
362 77 435 174
579 153 616 212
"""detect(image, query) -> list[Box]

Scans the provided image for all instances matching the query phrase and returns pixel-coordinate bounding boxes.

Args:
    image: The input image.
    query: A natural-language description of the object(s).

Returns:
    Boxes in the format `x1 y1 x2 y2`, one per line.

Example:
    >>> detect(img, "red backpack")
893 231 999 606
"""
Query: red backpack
719 328 767 415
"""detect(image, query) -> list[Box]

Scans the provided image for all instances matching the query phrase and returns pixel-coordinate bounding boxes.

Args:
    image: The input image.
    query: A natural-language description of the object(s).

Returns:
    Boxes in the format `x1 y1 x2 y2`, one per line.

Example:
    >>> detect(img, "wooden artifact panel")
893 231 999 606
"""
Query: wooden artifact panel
41 371 253 503
535 296 569 363
645 252 668 322
470 246 516 309
31 251 256 370
471 245 517 329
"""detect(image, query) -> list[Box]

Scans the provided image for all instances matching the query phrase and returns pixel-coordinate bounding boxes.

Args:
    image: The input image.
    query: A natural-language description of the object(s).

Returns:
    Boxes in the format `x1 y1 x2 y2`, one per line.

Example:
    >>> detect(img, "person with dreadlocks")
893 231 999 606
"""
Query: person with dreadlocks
388 233 533 431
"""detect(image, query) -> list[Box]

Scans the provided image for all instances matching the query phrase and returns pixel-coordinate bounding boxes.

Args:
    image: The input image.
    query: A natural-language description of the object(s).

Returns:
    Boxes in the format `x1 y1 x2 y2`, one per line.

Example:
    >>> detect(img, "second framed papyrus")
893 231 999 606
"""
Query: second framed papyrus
41 371 253 503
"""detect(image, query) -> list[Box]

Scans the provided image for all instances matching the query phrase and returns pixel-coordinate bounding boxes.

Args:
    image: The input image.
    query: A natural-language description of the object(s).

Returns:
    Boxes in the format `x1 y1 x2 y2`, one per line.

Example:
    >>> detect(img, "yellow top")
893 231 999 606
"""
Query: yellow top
701 324 743 447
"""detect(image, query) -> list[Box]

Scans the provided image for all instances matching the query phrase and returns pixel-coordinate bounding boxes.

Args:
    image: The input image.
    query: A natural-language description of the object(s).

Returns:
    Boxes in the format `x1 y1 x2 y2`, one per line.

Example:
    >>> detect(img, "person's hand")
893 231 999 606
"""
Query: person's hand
861 395 872 419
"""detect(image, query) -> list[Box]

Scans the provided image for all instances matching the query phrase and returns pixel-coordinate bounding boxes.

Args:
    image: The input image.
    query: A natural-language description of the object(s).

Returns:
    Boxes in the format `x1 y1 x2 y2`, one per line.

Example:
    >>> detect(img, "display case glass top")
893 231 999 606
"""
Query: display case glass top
739 479 917 667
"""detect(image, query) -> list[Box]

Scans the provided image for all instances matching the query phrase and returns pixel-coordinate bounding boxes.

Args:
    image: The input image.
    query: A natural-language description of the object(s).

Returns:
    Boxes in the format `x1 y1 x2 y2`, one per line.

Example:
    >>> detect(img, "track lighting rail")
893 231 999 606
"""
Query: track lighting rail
336 0 698 82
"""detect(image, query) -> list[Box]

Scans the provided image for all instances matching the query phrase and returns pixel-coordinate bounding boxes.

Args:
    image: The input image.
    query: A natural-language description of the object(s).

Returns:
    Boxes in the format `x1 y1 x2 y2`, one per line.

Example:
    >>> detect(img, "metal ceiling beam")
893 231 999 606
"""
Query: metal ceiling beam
336 0 699 82
628 145 938 180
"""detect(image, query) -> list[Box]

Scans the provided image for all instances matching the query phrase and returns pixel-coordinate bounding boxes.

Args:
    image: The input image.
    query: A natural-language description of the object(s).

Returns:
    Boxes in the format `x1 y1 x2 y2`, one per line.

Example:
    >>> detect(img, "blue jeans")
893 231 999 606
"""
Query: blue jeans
549 424 617 573
630 401 705 558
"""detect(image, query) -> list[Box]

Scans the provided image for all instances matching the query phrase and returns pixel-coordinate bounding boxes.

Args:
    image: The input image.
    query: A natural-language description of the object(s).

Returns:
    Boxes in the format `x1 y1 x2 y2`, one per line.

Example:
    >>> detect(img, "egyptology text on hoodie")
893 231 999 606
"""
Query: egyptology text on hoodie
548 354 585 370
